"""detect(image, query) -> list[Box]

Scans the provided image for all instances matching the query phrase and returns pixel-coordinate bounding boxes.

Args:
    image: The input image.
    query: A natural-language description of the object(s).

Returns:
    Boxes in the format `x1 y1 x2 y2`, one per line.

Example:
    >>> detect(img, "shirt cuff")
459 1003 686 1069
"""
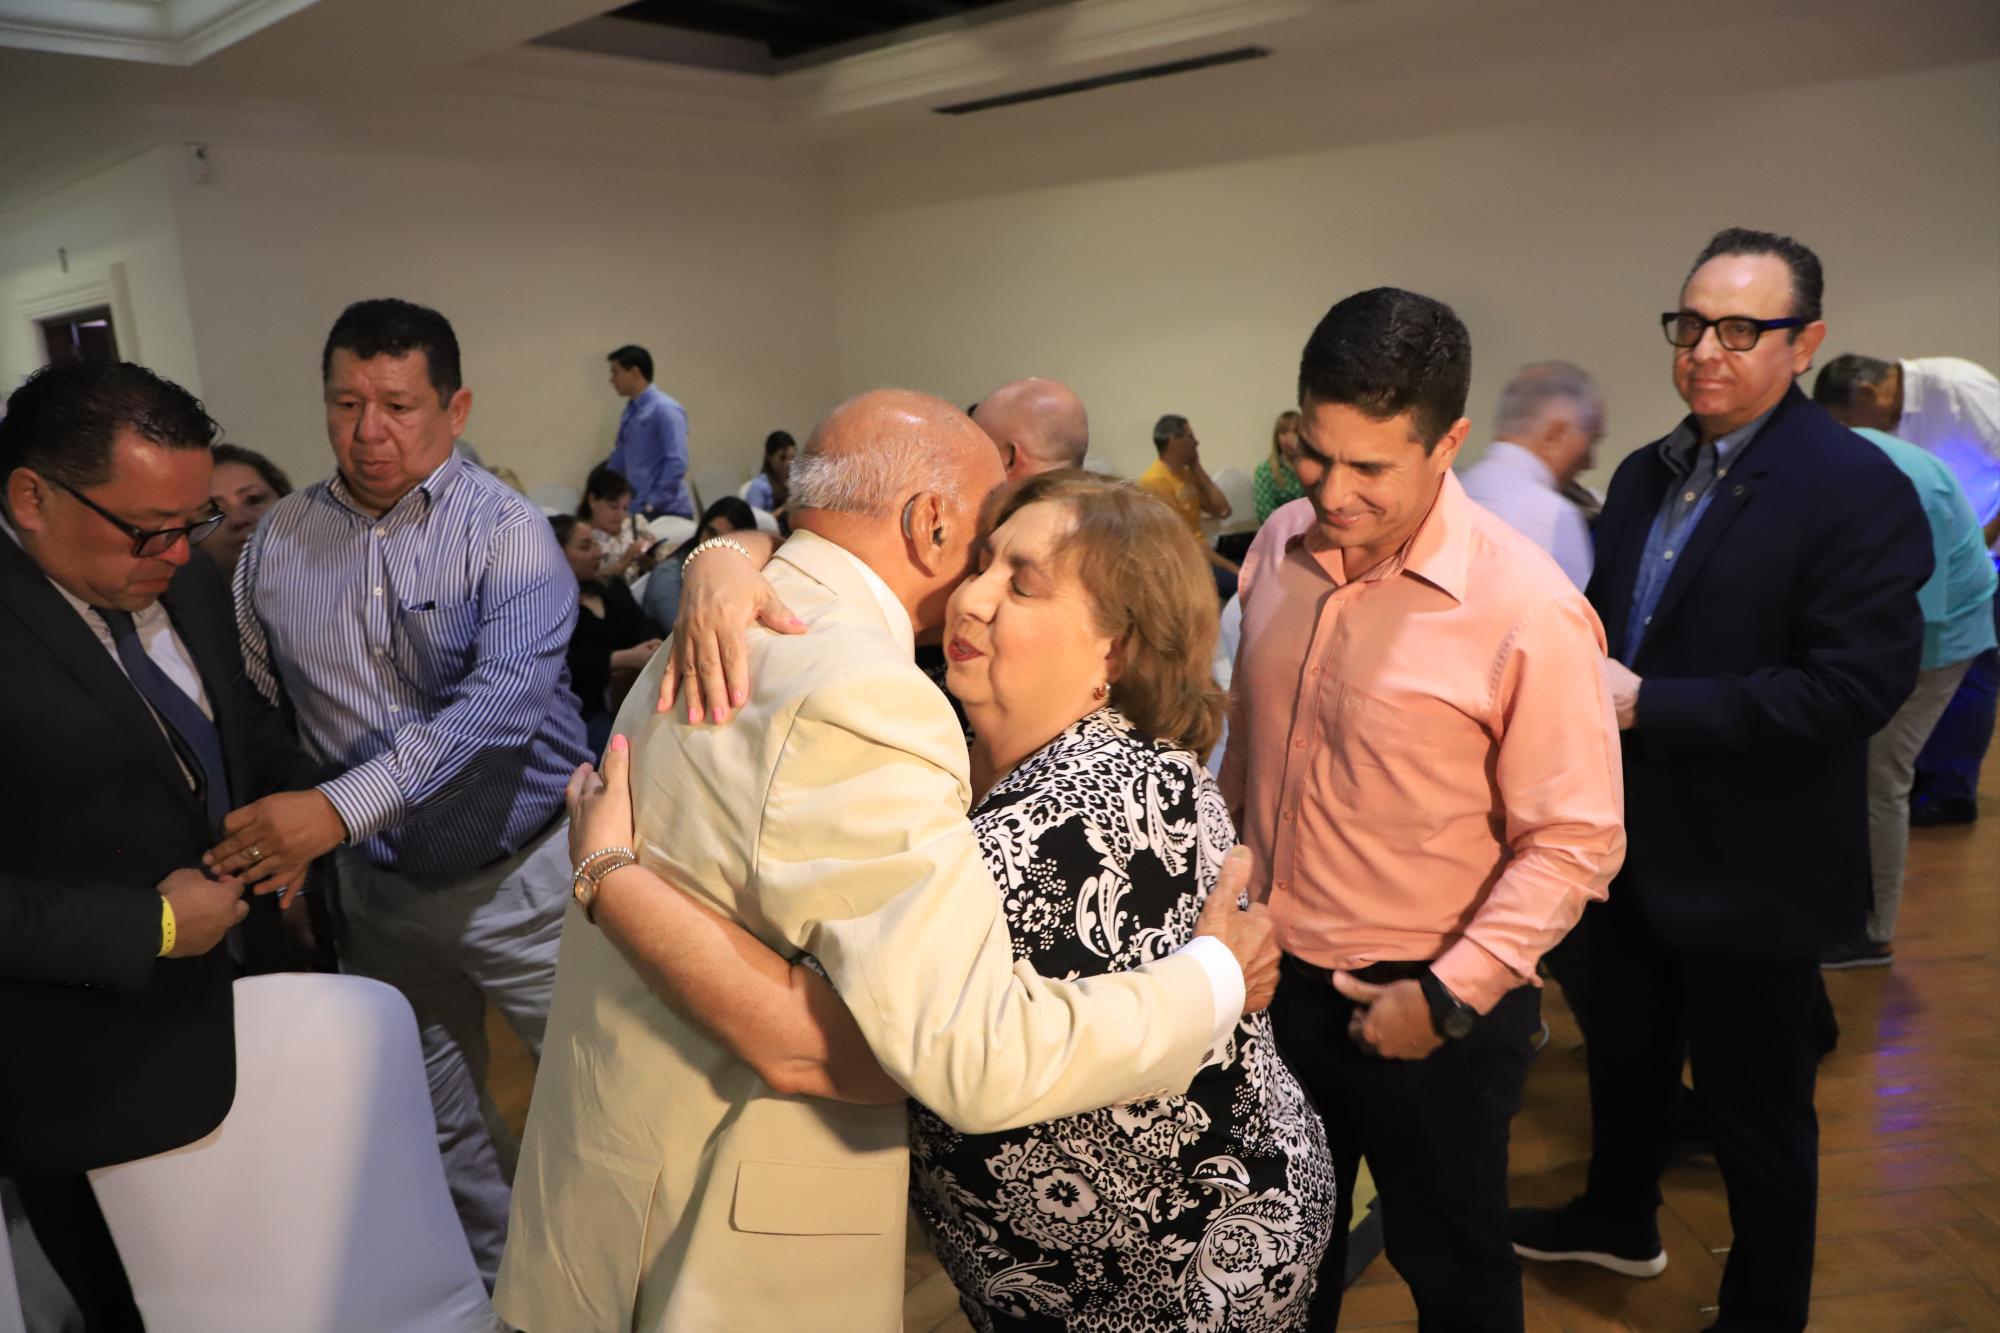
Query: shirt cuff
318 764 404 845
1430 938 1527 1016
1178 934 1246 1050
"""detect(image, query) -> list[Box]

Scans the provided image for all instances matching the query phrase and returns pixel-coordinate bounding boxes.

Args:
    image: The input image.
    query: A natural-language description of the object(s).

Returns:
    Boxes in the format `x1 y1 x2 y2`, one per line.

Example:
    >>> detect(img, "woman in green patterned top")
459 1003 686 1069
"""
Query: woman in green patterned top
1251 408 1306 522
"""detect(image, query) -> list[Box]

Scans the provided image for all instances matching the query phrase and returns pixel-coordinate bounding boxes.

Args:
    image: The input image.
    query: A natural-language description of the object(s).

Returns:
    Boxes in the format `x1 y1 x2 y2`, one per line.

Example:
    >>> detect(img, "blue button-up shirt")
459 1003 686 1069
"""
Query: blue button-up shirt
236 452 591 879
1621 408 1774 664
609 383 692 519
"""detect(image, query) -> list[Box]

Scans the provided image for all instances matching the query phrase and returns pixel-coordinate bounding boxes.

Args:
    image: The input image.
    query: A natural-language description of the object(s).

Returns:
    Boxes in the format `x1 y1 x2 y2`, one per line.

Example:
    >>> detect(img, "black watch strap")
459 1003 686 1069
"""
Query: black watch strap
1418 967 1477 1039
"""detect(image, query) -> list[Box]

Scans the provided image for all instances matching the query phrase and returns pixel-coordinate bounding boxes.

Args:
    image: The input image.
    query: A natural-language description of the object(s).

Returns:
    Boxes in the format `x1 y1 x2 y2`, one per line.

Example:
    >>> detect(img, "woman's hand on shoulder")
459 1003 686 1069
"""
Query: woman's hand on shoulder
566 733 636 865
659 533 806 724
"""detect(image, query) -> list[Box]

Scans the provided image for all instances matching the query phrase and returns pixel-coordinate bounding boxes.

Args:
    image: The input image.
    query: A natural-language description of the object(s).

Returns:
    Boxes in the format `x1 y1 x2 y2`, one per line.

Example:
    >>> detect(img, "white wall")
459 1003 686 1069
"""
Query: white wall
163 140 837 506
0 146 203 398
830 58 2000 489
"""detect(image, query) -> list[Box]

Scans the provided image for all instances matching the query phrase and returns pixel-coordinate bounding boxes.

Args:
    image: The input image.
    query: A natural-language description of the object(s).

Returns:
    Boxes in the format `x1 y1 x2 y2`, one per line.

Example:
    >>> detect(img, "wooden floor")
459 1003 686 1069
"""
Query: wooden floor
492 738 2000 1332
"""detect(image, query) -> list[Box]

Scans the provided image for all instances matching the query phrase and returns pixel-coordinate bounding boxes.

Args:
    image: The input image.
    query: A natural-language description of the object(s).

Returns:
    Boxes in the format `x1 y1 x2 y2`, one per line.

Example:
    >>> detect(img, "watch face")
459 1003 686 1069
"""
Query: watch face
572 872 594 907
1443 1008 1476 1039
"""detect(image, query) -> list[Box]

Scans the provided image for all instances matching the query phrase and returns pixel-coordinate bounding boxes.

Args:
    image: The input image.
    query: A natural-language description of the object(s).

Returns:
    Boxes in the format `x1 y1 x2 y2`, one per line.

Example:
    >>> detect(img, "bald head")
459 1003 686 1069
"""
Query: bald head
972 378 1089 481
789 388 1004 640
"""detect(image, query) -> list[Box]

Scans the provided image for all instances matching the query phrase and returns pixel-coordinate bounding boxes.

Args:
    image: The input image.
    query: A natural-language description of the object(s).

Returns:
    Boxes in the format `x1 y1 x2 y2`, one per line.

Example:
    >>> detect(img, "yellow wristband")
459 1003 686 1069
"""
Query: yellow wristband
159 896 177 958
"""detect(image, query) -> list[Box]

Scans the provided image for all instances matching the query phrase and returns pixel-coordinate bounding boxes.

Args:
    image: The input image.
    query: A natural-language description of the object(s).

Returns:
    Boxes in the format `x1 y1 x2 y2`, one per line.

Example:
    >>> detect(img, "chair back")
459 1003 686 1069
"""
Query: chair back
527 482 580 515
90 974 495 1333
1212 467 1258 533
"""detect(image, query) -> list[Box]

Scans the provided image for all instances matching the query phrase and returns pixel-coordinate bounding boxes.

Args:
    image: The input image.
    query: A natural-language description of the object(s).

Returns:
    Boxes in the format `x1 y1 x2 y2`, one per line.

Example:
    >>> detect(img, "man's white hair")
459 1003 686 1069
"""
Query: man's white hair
1493 361 1602 439
787 398 964 516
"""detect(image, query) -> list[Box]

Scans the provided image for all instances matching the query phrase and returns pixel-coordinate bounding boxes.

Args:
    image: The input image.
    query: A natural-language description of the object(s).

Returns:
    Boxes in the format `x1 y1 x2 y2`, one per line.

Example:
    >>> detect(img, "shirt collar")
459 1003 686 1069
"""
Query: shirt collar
1657 402 1776 477
1481 440 1558 489
325 449 465 521
790 530 915 657
1297 468 1472 604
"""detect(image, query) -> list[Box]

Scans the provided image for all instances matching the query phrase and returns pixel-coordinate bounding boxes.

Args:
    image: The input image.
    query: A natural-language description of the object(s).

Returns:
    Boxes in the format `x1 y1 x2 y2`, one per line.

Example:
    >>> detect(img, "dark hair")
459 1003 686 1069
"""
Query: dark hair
0 362 218 509
988 470 1225 756
1151 414 1189 454
763 430 796 463
608 345 653 382
211 443 292 498
322 299 462 403
1812 354 1895 408
577 463 633 516
1297 287 1472 450
700 496 755 535
548 512 582 546
1685 227 1824 327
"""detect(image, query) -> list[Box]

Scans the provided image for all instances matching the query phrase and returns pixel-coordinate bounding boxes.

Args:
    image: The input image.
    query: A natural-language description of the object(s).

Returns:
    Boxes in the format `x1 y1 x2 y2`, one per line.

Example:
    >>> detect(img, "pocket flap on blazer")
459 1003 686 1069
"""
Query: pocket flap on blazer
730 1158 903 1236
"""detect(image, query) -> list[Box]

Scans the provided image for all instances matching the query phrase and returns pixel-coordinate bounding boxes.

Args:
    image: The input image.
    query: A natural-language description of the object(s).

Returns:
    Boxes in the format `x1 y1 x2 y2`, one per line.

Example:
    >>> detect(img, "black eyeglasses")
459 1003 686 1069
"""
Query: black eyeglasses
53 478 225 557
1661 310 1808 352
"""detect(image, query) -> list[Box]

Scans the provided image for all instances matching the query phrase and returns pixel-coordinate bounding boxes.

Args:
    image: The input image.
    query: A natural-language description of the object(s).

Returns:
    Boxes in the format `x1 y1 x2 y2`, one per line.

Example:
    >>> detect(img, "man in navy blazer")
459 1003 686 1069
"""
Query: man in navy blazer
0 362 326 1329
1510 229 1932 1333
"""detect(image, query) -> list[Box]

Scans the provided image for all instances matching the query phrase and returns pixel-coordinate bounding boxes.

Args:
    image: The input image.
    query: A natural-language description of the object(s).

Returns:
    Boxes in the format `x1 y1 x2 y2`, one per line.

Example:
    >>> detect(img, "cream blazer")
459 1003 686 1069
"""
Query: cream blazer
494 532 1218 1332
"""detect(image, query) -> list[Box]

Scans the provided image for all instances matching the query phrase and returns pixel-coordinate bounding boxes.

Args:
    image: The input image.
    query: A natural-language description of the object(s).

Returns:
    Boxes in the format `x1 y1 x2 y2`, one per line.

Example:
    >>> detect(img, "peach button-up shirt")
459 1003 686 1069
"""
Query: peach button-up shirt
1220 475 1625 1013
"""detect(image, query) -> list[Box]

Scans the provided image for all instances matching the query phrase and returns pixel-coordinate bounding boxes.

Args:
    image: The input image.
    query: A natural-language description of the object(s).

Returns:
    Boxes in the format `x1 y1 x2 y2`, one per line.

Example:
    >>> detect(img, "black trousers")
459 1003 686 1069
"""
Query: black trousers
14 1173 144 1331
1271 958 1540 1333
1570 898 1833 1333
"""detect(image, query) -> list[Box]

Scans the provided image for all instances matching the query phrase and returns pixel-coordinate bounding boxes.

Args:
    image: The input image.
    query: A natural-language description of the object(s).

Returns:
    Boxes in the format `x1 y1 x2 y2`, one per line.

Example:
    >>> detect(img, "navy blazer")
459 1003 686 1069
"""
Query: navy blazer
0 539 324 1174
1586 385 1932 958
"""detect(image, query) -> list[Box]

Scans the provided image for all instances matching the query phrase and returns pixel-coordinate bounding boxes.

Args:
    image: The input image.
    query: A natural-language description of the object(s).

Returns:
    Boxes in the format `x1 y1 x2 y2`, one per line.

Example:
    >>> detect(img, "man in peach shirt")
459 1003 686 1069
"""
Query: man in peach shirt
1221 287 1626 1331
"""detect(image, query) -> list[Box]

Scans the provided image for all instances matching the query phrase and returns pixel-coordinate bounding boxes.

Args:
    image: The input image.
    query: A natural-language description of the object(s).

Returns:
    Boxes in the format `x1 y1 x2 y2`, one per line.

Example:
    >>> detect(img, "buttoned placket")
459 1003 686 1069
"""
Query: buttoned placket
1267 565 1375 922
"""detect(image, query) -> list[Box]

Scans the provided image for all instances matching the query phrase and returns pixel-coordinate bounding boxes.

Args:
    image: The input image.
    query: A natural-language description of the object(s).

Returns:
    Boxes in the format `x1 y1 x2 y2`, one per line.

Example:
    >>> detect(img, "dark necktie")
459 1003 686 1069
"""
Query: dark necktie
100 607 230 832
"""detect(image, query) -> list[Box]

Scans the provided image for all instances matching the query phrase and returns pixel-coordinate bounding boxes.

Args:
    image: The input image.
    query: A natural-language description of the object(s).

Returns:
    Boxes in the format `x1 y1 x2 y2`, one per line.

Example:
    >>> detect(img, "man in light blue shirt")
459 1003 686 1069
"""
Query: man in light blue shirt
1458 361 1604 589
1814 418 1997 967
606 344 691 519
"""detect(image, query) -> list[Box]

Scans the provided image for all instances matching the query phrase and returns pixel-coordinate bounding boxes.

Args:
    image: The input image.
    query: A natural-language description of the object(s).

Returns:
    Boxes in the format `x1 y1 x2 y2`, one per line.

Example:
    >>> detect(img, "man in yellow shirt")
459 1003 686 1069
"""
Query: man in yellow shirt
1136 413 1238 598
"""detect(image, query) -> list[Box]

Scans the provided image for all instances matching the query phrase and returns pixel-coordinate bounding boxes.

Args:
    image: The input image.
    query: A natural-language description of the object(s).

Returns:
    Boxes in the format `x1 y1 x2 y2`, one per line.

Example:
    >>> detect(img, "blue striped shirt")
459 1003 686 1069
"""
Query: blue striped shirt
235 452 591 879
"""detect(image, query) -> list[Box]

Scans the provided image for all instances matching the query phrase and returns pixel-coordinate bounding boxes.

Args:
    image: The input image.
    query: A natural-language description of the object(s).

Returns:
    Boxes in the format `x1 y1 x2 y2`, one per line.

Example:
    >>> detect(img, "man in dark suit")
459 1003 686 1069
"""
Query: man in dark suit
0 361 325 1329
1509 229 1933 1333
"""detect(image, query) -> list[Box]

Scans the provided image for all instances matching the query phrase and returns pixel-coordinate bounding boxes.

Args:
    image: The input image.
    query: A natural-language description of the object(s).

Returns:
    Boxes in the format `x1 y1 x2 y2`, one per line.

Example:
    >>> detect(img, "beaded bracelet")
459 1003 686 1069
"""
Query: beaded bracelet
683 535 754 570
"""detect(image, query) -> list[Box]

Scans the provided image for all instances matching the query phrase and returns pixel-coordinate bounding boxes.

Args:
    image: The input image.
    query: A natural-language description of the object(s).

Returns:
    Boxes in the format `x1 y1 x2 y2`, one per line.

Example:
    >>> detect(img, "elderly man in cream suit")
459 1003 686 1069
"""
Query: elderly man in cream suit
496 390 1274 1332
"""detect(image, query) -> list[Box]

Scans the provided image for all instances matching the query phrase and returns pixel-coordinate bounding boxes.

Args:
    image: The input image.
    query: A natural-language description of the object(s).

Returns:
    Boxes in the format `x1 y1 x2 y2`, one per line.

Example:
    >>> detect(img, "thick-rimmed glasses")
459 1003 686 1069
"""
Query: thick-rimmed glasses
1661 310 1808 352
53 478 224 557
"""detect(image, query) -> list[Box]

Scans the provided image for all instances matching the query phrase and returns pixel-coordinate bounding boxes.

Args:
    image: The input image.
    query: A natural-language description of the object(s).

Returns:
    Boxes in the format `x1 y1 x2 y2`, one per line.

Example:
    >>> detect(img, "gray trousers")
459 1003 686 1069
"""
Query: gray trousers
332 817 570 1288
1867 659 1974 943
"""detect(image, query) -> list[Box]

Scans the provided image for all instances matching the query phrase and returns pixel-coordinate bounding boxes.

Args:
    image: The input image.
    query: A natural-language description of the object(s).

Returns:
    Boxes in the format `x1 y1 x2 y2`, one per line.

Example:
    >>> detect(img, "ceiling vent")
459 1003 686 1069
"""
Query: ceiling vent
933 44 1271 115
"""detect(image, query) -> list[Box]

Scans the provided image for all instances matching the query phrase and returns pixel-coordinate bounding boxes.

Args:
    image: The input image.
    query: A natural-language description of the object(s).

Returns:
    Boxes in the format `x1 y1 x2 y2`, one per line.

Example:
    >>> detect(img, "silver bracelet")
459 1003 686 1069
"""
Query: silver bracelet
683 536 754 571
574 846 637 878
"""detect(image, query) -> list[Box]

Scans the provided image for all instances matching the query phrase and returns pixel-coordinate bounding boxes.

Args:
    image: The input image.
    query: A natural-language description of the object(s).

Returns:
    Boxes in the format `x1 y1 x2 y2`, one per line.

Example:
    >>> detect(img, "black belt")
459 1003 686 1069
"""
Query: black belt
1281 954 1430 986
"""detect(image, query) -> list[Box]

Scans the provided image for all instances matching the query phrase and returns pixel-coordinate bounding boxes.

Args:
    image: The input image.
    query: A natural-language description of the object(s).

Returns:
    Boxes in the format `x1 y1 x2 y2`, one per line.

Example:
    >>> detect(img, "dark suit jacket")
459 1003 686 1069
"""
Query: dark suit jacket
0 537 323 1174
1586 386 1933 958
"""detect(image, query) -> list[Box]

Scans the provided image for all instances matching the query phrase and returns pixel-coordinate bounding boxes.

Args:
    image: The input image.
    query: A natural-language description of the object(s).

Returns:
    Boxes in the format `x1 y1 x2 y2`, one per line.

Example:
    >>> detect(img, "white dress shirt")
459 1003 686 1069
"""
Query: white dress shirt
814 532 1247 1045
1457 440 1595 590
1901 356 2000 528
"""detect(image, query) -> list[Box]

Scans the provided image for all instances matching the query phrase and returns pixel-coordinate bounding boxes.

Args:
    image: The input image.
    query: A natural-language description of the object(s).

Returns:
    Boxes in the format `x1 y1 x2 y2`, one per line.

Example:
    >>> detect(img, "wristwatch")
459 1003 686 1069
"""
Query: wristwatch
1417 967 1477 1040
571 846 637 923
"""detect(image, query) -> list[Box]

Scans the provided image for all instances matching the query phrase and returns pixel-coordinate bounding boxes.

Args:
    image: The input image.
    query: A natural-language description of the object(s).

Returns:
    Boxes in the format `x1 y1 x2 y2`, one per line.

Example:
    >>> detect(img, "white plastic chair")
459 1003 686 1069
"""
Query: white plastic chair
527 482 580 515
1082 454 1119 477
89 974 496 1333
1212 466 1258 534
0 1201 23 1333
645 513 697 548
749 506 781 535
736 477 758 500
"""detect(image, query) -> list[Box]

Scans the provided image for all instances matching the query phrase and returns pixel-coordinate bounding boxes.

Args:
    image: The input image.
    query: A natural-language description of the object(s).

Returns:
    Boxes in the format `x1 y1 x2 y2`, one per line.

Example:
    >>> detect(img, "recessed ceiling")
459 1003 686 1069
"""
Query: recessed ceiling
538 0 1056 73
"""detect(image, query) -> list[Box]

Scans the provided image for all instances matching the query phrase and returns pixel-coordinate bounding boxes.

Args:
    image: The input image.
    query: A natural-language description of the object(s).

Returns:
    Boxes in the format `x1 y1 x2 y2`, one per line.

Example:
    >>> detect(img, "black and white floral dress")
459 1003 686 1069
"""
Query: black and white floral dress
910 708 1336 1332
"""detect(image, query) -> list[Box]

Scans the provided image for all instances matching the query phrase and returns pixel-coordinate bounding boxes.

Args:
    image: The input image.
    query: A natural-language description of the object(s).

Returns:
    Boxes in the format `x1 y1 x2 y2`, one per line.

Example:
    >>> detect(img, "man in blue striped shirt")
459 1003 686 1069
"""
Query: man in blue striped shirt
211 299 591 1285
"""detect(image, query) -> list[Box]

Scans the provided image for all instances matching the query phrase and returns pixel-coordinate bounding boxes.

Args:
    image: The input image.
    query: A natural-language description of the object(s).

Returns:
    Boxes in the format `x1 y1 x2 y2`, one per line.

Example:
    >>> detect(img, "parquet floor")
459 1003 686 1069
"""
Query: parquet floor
491 736 2000 1332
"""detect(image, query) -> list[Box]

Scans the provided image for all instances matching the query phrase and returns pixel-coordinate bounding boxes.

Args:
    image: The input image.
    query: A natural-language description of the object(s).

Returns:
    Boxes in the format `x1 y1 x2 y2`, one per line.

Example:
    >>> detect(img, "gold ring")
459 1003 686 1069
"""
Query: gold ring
247 845 263 863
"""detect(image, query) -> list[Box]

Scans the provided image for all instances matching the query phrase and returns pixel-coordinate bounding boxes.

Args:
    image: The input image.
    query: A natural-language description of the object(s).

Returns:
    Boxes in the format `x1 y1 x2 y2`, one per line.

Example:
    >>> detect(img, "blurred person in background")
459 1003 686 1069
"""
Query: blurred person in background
203 443 292 582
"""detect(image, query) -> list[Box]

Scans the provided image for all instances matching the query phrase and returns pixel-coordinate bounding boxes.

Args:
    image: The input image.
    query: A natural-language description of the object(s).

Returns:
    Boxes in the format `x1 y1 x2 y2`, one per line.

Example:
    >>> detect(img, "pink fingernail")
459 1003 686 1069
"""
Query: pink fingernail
610 734 628 753
688 703 700 723
731 688 747 707
711 704 725 723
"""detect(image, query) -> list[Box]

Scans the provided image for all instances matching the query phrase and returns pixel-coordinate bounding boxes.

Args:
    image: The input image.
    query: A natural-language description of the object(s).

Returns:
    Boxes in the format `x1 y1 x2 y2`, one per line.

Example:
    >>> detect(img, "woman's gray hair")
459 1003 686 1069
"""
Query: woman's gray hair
787 406 964 516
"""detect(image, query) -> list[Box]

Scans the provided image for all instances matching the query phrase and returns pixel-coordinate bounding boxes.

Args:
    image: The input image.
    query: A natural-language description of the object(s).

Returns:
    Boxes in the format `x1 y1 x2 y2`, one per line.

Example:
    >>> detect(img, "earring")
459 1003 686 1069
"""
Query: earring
1092 682 1110 701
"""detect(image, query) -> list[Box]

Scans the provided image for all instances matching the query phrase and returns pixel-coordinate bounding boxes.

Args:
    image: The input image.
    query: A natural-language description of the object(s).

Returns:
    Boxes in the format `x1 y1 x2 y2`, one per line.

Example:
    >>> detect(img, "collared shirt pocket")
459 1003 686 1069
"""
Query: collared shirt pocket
392 597 482 692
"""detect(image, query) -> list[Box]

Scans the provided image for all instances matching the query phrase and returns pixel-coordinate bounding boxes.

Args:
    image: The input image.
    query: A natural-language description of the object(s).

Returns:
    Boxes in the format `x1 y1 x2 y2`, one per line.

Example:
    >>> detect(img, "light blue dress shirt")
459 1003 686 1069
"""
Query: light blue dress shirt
609 383 691 519
236 452 592 879
1621 408 1773 665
